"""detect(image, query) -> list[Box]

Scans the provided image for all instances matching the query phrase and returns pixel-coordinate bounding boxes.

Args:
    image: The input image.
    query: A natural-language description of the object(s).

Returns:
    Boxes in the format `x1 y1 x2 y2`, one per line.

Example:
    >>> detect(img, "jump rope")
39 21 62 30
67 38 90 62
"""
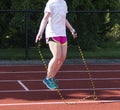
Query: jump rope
36 38 98 104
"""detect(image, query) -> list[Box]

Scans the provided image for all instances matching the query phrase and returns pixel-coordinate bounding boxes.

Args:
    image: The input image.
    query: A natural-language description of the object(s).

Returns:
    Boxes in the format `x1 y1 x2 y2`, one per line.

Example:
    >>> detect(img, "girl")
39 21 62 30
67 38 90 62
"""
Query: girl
35 0 77 90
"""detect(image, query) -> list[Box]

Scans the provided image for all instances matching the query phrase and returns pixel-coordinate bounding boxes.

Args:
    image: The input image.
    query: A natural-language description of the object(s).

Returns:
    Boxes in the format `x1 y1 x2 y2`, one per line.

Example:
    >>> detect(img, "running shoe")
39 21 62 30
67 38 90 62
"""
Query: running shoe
43 78 58 90
52 78 58 89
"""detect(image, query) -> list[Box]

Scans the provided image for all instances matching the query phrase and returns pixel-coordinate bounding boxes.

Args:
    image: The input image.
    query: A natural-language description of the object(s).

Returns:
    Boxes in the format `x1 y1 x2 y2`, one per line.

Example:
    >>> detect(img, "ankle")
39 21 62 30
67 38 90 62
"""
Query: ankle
47 73 54 78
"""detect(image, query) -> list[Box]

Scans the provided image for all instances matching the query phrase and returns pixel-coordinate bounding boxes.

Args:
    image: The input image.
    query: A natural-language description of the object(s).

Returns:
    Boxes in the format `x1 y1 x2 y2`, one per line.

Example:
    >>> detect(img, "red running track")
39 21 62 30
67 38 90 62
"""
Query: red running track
0 64 120 110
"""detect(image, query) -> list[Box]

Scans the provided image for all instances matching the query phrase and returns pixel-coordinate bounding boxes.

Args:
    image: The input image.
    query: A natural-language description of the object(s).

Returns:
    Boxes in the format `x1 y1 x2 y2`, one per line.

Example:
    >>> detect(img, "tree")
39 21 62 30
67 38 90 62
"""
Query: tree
8 0 46 47
0 0 12 47
66 0 120 50
0 0 120 49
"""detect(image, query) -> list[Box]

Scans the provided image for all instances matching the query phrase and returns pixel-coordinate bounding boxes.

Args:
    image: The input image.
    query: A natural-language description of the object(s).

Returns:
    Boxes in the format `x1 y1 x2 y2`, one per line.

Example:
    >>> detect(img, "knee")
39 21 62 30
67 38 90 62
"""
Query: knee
59 55 66 62
53 55 61 61
53 54 66 63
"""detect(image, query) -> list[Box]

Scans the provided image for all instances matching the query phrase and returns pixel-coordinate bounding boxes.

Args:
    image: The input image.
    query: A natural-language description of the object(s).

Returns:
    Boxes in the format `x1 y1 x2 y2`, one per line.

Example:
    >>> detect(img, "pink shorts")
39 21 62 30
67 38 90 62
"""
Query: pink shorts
46 36 67 45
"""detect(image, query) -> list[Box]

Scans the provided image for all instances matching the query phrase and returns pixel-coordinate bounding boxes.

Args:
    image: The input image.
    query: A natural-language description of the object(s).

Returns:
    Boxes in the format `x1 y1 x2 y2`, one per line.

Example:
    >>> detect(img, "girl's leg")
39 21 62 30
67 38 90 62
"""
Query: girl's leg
47 41 67 78
52 44 67 77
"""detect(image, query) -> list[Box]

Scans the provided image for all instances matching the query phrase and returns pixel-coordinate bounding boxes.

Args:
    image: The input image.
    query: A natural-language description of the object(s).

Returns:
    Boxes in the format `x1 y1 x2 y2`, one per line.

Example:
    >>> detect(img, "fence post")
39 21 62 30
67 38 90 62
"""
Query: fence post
25 10 29 60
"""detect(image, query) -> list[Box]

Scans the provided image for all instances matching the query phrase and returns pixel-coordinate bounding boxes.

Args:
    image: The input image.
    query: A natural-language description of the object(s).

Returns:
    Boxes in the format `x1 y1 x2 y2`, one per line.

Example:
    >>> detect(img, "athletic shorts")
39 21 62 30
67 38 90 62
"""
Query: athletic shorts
46 36 67 45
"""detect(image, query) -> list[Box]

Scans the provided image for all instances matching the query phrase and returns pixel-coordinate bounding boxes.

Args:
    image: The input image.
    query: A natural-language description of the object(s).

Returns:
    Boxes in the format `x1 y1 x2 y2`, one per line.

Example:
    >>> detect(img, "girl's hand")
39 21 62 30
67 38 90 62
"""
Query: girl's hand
72 29 78 39
35 34 42 43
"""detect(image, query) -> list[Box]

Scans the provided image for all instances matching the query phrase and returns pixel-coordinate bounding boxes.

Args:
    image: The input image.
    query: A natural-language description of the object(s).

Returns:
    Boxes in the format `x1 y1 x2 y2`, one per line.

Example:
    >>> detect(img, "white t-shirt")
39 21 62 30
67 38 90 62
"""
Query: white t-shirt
44 0 68 38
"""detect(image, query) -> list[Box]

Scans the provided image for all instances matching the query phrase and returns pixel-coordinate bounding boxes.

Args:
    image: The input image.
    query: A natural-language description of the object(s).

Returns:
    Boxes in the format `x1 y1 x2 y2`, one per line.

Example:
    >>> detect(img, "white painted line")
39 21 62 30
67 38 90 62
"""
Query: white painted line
0 88 120 93
0 90 27 93
17 80 29 91
0 64 120 67
0 69 120 74
0 71 42 74
0 100 120 106
57 78 120 81
0 77 120 82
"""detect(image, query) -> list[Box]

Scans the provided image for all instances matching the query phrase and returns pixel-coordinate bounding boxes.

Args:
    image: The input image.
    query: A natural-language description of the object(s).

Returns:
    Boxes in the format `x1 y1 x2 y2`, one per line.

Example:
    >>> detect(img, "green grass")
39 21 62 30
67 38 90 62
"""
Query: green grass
0 48 26 60
67 46 120 59
0 44 120 60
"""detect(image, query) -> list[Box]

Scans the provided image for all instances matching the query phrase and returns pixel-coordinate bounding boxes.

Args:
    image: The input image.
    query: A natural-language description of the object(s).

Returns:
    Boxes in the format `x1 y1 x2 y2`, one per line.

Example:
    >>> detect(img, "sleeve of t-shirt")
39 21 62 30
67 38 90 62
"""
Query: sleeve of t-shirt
44 2 52 13
65 2 68 13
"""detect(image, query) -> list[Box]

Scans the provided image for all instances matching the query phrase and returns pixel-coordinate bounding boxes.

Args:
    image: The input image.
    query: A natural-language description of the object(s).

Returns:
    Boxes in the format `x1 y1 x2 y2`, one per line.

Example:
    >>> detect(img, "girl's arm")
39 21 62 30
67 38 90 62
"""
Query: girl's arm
35 12 50 43
66 19 77 38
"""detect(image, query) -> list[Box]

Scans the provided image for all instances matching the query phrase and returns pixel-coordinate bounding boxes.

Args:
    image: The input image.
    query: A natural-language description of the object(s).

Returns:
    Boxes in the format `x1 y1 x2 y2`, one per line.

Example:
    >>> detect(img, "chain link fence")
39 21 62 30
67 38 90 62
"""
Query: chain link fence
0 10 120 60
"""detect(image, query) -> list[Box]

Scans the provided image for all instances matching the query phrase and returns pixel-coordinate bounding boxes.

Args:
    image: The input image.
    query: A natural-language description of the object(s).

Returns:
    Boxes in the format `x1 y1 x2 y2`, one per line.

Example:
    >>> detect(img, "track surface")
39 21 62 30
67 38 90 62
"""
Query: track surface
0 64 120 110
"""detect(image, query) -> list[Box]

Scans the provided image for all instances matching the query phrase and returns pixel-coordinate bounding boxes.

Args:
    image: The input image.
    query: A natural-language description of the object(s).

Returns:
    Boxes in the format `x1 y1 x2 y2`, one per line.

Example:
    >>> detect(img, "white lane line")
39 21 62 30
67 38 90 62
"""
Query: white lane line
0 78 120 82
0 71 42 74
57 78 120 81
17 80 29 91
0 70 120 74
0 88 120 93
0 64 120 67
0 100 120 106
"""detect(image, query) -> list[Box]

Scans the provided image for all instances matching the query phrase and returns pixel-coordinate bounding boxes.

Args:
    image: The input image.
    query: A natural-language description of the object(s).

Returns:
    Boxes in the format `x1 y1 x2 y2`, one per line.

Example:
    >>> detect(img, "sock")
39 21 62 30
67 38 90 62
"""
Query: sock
46 77 52 80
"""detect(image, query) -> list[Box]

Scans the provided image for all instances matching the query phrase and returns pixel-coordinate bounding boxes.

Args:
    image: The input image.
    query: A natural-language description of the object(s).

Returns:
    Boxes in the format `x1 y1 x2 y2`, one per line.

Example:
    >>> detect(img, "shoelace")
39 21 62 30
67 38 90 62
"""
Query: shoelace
50 78 58 88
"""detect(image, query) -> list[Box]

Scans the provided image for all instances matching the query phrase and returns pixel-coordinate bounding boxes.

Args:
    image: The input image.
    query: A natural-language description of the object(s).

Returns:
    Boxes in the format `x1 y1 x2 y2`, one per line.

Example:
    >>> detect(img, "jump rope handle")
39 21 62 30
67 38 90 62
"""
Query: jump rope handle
74 37 80 46
36 41 41 48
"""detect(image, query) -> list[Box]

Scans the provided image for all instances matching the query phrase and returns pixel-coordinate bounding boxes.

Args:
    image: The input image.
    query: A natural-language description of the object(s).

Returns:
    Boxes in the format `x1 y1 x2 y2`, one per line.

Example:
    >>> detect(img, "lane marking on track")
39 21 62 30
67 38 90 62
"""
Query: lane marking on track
0 64 120 67
0 70 120 74
0 88 120 93
0 78 120 82
0 100 120 106
17 80 29 91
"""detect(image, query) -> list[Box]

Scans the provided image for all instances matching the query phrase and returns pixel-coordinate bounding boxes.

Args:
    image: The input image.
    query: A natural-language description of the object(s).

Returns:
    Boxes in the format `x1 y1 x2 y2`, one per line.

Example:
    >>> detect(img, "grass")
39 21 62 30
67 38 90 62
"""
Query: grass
0 42 120 60
67 46 120 59
0 48 26 60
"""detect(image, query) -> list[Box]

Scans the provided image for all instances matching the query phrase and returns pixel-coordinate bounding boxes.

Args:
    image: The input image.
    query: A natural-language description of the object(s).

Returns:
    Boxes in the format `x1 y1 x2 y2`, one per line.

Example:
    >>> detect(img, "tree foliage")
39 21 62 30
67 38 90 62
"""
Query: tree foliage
67 0 120 50
0 0 120 50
